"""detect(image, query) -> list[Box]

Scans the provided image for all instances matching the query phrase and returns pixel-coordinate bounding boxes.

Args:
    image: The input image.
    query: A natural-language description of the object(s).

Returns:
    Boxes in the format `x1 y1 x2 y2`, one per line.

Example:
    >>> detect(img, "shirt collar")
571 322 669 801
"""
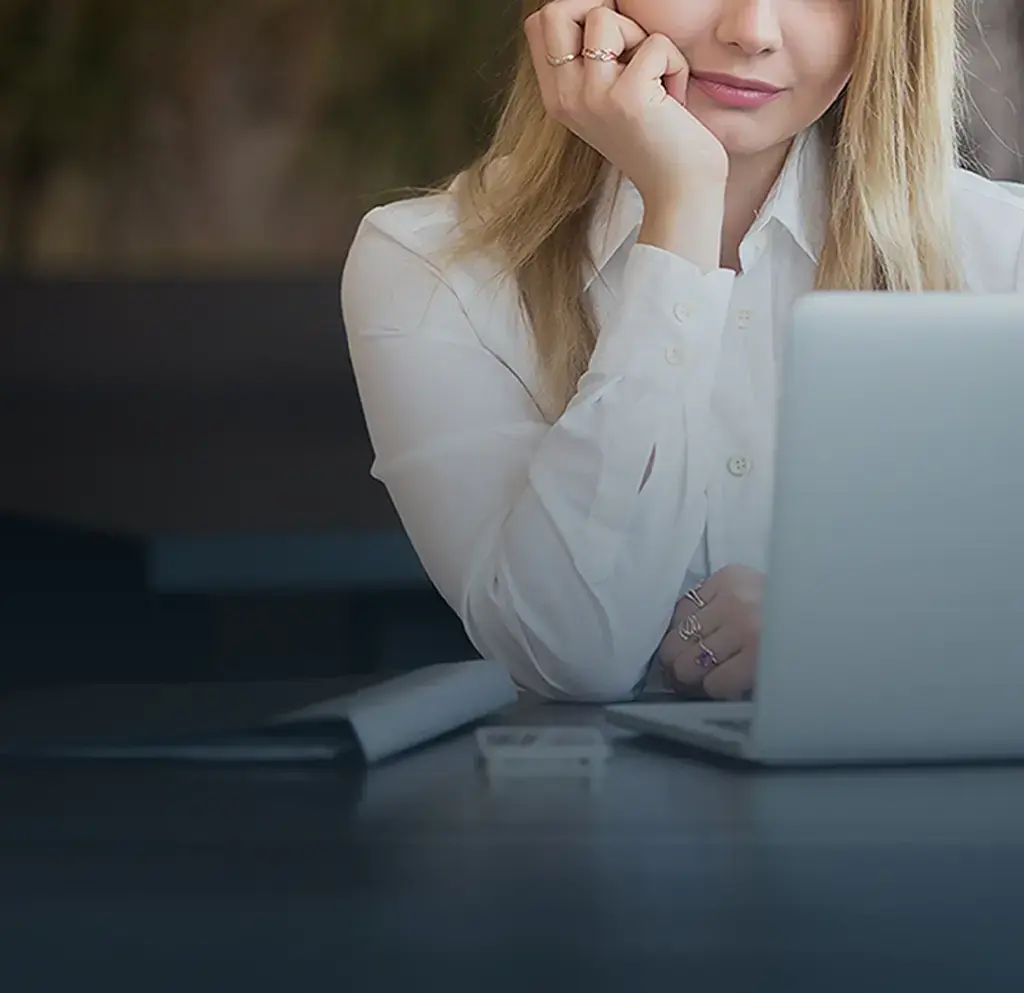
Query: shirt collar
757 122 827 265
584 122 828 289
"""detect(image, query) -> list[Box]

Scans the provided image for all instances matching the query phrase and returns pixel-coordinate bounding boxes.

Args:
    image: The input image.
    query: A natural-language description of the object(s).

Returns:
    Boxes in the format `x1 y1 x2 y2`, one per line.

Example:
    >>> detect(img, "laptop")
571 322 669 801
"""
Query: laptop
606 292 1024 766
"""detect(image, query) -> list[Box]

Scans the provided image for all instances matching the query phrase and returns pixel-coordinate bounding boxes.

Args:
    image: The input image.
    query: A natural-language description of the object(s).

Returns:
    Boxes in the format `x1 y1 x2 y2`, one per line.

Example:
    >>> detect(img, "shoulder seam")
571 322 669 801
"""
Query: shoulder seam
351 202 494 354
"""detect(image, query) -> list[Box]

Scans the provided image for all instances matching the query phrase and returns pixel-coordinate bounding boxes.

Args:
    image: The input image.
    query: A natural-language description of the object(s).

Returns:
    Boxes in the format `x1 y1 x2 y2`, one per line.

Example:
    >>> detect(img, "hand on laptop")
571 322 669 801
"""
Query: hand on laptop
656 564 764 701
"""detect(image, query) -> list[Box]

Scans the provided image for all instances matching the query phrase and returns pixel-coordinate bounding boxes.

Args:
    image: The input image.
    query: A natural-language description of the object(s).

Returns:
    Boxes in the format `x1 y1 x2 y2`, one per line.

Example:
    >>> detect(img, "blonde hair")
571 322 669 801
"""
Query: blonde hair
432 0 968 413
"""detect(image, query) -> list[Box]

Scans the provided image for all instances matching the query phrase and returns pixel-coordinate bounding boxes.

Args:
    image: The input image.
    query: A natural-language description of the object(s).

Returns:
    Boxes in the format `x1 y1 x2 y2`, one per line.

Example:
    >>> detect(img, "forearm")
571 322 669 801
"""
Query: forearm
457 247 735 700
460 382 714 701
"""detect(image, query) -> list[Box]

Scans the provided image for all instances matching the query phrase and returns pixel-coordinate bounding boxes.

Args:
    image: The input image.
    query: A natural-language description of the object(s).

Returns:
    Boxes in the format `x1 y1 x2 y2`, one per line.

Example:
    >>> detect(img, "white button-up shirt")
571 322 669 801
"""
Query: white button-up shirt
341 125 1024 702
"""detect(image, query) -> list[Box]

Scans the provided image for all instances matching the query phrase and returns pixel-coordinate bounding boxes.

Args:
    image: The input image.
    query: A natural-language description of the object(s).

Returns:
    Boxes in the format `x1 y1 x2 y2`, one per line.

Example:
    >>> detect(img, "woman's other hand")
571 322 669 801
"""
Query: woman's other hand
656 564 764 700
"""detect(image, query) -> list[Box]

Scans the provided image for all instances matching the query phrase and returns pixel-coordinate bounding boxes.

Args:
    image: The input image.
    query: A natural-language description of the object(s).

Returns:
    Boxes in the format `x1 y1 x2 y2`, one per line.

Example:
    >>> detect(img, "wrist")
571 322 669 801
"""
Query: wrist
637 189 725 274
641 177 726 213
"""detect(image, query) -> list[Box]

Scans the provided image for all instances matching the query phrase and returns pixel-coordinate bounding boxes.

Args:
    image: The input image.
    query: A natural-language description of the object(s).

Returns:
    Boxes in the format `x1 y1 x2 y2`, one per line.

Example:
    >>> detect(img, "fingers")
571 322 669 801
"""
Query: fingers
535 1 606 71
659 599 718 667
657 584 740 692
580 4 648 63
537 0 639 56
659 567 764 700
525 0 647 114
703 650 757 701
683 590 725 635
614 31 690 105
669 622 745 690
693 567 727 603
662 664 711 700
655 585 709 674
525 0 617 74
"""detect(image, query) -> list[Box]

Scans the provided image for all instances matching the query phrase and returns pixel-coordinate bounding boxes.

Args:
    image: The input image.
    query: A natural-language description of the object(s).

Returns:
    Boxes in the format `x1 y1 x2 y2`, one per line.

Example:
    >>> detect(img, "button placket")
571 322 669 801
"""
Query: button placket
667 297 695 366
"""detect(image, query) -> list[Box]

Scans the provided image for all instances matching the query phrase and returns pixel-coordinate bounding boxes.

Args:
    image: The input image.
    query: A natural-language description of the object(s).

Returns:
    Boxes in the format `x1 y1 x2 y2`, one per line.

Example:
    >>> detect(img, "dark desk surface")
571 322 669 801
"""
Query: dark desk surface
1 685 1022 993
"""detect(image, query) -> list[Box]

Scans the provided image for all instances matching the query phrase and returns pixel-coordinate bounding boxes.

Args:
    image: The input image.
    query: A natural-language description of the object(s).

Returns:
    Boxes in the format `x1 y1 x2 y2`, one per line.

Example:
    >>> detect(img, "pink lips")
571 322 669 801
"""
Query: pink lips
689 72 785 110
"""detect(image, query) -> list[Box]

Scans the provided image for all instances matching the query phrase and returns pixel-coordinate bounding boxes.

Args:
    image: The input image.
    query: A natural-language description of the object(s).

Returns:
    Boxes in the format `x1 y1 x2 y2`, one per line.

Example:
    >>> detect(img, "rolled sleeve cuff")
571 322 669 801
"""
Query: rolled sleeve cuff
587 243 736 389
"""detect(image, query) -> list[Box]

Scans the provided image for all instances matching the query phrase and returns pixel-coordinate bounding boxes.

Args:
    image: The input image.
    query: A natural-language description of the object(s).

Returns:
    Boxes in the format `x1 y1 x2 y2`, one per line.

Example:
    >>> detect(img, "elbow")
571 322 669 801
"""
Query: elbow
486 639 645 704
520 648 644 702
506 649 644 703
548 671 644 704
462 575 648 704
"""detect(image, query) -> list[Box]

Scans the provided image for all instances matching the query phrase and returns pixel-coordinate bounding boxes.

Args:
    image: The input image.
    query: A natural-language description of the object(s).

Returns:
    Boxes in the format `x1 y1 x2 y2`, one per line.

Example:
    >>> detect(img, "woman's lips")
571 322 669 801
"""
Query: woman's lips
689 74 784 109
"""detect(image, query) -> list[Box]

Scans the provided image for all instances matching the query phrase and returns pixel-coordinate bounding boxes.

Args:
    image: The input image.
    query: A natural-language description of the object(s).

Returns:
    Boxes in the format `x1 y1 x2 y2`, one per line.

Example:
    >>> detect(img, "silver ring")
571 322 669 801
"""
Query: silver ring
581 47 618 62
546 52 580 67
677 614 703 642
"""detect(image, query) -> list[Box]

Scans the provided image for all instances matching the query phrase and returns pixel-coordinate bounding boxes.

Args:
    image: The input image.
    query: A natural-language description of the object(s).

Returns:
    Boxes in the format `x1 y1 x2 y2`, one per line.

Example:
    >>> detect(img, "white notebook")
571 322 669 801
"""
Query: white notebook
0 660 520 764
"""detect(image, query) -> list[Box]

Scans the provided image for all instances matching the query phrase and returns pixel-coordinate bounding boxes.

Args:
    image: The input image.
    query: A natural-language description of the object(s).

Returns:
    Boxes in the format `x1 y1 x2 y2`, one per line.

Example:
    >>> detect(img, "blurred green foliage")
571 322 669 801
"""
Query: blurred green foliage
321 0 521 183
0 0 521 268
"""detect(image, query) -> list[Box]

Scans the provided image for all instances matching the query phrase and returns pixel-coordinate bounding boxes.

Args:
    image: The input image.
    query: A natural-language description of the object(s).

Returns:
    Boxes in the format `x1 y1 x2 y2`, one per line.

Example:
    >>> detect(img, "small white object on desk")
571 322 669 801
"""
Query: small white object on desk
475 726 610 784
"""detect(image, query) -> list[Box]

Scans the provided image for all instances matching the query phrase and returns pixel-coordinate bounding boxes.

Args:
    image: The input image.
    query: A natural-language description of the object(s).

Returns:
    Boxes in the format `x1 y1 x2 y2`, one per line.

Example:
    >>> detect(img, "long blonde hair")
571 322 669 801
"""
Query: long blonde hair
433 0 968 413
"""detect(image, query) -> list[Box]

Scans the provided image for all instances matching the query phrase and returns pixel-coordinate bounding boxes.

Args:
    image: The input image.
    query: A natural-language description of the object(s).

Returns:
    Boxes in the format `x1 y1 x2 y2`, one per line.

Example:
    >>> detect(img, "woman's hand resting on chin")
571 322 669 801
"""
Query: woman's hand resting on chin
656 565 765 700
523 0 729 207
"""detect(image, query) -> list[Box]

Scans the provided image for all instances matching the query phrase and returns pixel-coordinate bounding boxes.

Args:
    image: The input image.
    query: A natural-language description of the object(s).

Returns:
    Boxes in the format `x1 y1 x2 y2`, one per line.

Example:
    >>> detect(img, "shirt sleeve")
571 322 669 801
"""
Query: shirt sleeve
341 209 735 700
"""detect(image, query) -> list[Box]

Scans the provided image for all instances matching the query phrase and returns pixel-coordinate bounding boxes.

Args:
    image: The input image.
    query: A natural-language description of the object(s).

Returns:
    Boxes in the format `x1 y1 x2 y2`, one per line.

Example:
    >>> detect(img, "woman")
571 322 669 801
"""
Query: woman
341 0 1024 702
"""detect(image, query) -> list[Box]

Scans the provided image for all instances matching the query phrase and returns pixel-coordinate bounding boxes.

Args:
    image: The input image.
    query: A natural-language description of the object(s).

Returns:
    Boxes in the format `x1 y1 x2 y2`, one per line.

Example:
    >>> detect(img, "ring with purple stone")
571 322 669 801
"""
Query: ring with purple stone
696 638 720 669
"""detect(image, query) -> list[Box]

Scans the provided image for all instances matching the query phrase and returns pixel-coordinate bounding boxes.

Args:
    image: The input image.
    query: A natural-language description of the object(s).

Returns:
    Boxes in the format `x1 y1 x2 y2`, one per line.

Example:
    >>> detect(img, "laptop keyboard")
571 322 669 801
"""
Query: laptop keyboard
706 717 752 734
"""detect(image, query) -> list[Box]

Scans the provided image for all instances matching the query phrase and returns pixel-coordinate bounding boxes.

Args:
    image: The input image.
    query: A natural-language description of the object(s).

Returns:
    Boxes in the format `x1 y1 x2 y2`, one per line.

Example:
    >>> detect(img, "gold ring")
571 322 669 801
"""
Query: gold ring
684 585 706 610
546 52 580 67
582 47 618 62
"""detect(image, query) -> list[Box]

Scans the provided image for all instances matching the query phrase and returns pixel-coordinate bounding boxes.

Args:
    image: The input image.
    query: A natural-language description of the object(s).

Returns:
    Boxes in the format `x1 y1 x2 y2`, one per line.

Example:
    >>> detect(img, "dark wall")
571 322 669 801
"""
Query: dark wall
0 276 485 688
0 274 397 536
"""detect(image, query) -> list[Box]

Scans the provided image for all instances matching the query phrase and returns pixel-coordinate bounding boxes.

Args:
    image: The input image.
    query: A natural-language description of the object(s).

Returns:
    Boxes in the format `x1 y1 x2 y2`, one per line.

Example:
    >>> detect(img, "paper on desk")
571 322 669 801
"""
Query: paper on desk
271 659 520 763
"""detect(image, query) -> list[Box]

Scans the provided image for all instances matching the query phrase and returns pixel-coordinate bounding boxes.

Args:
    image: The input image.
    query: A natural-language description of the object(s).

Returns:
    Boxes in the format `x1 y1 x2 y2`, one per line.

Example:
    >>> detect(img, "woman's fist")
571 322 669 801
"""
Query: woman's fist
657 565 765 700
524 0 729 206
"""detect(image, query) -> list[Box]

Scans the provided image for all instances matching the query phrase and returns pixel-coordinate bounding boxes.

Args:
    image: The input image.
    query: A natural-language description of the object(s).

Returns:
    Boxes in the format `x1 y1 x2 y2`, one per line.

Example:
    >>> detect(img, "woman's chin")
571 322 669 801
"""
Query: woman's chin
693 114 777 159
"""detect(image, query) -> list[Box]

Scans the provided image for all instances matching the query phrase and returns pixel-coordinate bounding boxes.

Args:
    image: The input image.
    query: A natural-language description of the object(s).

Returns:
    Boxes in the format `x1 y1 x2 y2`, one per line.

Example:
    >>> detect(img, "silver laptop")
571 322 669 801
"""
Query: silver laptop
606 292 1024 765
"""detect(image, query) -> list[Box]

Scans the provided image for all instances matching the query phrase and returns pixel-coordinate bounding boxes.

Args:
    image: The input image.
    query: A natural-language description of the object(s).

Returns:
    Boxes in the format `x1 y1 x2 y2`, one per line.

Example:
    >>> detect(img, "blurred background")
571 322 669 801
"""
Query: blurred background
0 0 522 270
0 0 1021 686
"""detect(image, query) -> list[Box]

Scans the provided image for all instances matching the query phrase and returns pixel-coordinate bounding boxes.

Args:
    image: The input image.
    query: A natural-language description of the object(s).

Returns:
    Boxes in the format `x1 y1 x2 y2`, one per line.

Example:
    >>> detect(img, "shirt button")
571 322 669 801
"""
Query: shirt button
737 309 753 330
727 455 752 477
665 344 685 366
673 303 691 322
